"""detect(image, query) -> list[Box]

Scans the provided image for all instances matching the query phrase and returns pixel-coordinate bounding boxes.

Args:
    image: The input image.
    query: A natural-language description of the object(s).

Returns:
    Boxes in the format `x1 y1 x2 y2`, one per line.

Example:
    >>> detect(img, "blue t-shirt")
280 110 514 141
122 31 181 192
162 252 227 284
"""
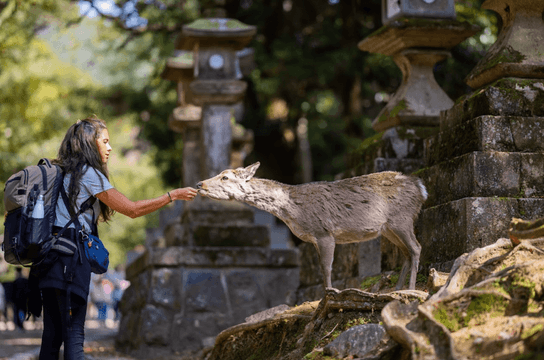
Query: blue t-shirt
37 166 113 301
54 166 113 233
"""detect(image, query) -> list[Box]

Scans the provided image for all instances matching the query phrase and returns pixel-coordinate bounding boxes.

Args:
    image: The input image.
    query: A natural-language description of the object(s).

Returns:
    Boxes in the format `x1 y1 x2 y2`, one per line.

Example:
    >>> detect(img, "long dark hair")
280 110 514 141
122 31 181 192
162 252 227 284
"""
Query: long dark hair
53 116 114 222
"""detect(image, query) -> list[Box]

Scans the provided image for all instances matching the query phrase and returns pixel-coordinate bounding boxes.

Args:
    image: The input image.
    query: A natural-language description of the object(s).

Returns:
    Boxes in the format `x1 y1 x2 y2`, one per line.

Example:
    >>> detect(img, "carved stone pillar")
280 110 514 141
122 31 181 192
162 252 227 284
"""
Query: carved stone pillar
465 0 544 89
358 19 480 132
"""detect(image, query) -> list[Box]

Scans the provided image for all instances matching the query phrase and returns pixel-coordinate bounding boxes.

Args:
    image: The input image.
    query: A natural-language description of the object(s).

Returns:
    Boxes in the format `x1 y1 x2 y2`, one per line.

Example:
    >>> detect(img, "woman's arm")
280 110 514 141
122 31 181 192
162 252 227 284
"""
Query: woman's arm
95 187 197 219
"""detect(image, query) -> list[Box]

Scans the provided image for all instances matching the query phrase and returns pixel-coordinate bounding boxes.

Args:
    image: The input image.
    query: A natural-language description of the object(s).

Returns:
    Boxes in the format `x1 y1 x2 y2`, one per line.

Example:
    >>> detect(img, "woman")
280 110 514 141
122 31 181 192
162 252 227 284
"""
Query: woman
35 117 197 360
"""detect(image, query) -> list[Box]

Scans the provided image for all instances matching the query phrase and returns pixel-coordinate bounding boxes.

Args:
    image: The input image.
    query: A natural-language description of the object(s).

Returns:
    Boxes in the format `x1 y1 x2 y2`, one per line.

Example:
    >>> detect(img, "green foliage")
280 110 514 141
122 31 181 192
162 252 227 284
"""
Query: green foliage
0 7 171 267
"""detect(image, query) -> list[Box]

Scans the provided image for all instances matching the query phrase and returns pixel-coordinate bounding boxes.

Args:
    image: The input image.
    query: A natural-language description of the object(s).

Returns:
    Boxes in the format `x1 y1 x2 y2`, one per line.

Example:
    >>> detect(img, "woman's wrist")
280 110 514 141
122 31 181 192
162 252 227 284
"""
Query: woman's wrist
167 191 173 203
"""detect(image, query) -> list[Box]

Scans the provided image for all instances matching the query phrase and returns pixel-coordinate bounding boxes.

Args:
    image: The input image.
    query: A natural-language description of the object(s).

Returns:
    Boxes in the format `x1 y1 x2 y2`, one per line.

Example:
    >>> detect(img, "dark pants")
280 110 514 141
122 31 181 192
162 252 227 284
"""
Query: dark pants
39 288 87 360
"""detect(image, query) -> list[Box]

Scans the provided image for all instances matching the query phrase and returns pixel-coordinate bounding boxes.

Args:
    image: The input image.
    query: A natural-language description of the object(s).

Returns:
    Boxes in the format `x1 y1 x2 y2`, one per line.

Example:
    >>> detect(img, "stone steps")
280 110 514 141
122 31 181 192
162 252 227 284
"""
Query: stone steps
424 115 544 167
416 197 544 269
418 150 544 207
439 79 544 130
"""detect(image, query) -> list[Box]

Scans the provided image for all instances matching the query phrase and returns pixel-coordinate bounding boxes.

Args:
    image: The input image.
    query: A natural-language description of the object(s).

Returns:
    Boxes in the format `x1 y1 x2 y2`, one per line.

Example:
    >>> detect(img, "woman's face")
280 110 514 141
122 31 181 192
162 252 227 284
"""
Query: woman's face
95 128 112 164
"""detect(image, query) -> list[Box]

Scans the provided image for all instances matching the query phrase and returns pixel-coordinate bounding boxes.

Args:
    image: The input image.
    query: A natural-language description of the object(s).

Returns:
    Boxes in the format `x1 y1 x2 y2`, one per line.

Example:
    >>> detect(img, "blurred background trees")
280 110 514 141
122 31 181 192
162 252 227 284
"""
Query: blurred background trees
0 0 498 269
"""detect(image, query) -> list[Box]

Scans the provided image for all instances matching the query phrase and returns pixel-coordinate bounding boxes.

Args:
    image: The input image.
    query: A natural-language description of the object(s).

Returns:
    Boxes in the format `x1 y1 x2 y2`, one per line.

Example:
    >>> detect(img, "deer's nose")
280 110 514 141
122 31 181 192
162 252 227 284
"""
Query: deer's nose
196 182 203 189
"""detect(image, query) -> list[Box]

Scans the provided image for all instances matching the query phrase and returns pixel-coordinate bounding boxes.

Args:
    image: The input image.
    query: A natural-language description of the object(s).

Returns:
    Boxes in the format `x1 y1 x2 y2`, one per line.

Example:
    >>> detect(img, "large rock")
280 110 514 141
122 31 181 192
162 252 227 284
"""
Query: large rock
383 237 544 360
323 324 396 359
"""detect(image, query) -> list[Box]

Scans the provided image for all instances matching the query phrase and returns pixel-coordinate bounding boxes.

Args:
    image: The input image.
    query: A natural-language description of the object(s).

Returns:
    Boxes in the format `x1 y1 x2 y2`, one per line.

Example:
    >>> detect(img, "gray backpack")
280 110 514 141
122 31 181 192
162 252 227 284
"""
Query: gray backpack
2 158 90 266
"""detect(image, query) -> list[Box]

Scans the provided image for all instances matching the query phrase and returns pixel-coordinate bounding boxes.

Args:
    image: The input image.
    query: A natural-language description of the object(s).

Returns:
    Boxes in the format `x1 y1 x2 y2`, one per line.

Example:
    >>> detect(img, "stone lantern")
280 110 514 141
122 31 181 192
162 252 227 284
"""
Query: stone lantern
358 19 480 132
465 0 544 89
161 50 202 188
119 12 300 357
177 17 257 179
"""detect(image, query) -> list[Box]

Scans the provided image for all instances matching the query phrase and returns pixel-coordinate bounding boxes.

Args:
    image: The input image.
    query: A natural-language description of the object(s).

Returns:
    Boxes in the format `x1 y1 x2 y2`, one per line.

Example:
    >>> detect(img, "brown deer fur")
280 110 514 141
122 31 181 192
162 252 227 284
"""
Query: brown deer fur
196 162 427 290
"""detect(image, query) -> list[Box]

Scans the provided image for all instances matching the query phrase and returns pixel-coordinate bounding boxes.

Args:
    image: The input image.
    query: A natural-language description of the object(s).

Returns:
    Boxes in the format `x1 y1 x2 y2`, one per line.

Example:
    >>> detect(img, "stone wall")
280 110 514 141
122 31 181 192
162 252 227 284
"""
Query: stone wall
416 78 544 271
117 246 299 357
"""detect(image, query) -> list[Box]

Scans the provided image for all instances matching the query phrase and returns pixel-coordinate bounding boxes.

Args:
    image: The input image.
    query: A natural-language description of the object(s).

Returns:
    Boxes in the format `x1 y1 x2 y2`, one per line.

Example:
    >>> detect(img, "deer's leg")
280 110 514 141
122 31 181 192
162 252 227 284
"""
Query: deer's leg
407 231 422 290
383 225 421 290
314 236 335 289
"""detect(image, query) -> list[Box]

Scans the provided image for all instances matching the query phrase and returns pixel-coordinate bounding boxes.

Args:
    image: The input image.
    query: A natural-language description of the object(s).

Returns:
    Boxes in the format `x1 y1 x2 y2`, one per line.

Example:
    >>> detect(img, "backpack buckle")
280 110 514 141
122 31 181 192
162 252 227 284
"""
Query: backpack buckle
80 230 89 242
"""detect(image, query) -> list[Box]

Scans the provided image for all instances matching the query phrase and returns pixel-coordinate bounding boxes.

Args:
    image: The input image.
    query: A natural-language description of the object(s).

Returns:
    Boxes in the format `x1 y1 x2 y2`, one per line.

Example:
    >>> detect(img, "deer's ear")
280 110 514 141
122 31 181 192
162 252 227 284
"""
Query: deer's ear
245 162 260 179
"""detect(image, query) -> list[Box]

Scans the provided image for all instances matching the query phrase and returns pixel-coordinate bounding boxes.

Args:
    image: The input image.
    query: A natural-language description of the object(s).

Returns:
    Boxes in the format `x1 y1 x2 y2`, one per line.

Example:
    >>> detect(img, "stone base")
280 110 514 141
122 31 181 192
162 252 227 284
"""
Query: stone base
120 246 300 354
425 115 544 166
193 223 270 247
126 246 299 279
440 78 544 131
416 197 544 269
182 199 255 224
418 151 544 207
346 126 437 177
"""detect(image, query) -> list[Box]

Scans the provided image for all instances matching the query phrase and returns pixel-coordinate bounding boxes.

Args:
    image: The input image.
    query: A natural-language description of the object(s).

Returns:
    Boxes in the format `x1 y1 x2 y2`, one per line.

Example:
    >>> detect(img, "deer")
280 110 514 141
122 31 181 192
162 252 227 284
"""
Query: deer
196 162 428 290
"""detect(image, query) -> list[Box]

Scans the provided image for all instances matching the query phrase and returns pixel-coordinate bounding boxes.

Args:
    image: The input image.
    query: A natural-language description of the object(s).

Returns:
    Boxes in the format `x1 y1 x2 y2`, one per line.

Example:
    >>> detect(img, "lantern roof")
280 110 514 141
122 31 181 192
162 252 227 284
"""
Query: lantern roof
176 18 256 50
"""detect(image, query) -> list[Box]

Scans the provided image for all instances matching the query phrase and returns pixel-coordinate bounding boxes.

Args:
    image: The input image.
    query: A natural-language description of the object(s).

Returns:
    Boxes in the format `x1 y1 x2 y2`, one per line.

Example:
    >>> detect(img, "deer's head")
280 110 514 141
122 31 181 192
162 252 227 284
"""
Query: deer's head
196 162 260 200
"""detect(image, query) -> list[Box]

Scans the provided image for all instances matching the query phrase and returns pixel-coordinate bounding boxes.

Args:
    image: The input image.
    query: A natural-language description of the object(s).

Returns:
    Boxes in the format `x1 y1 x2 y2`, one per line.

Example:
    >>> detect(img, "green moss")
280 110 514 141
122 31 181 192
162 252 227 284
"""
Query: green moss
433 305 463 332
492 279 510 297
168 51 194 67
412 167 429 177
352 132 384 157
376 99 407 124
511 274 536 299
360 274 382 289
366 25 390 38
477 45 526 75
515 353 535 360
522 324 544 340
491 196 506 202
303 352 318 360
365 18 466 39
433 294 508 332
186 18 253 31
346 317 370 329
456 77 541 108
464 294 507 324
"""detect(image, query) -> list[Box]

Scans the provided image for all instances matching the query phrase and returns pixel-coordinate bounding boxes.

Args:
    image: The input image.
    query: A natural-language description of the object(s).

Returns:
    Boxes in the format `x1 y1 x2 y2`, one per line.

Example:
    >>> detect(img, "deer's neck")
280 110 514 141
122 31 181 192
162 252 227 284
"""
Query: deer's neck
239 178 293 220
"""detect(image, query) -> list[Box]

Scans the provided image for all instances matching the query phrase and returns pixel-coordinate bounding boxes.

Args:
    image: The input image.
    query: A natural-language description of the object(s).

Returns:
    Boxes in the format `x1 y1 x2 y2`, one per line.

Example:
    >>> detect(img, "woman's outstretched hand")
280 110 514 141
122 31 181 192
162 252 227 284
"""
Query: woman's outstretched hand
171 187 198 201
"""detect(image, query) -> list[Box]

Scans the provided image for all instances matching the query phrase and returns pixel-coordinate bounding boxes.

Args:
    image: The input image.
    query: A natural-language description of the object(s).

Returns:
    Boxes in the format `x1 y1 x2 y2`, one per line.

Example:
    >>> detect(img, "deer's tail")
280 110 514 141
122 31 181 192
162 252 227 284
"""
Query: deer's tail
417 179 428 202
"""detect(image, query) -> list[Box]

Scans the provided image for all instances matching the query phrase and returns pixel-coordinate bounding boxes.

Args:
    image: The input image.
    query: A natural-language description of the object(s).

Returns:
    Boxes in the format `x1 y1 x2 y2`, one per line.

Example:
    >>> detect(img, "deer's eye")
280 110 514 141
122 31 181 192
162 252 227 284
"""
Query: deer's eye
222 176 228 180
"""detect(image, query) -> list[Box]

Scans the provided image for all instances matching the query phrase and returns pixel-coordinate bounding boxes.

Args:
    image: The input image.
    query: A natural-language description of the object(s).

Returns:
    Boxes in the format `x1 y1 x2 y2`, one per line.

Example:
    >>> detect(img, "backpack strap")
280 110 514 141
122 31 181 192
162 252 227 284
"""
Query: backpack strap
58 185 96 236
58 184 97 329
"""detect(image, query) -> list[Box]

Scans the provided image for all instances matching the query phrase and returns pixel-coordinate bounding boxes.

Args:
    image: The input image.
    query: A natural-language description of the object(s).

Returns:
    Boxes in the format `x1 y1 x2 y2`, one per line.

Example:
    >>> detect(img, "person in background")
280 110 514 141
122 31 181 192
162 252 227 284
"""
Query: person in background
0 281 5 324
13 267 29 332
90 274 110 323
109 265 126 321
30 116 198 360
